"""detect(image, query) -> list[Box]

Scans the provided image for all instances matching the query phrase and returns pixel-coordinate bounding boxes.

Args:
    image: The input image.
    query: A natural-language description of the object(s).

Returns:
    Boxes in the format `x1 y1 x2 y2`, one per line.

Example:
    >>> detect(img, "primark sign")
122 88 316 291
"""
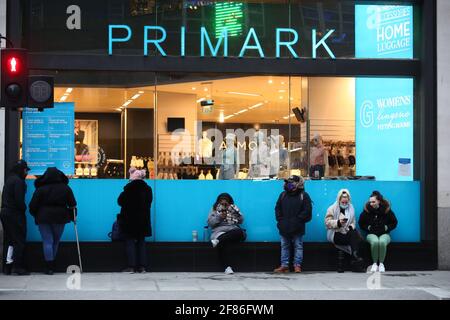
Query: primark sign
108 25 337 59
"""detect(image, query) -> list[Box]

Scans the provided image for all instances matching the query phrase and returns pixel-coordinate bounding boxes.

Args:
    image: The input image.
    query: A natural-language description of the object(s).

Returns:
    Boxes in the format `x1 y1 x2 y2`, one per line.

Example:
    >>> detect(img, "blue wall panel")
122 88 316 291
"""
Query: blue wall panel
25 180 420 243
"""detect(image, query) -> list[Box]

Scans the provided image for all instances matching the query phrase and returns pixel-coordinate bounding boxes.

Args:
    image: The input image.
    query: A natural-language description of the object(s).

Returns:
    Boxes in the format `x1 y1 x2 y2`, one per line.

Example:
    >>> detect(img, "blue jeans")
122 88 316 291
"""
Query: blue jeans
38 224 65 262
125 237 147 268
280 234 304 267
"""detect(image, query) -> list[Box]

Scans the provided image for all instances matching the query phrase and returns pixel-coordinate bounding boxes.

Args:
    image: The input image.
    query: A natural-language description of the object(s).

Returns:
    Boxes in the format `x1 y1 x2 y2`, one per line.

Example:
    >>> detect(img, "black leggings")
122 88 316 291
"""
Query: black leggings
216 229 246 269
333 229 364 254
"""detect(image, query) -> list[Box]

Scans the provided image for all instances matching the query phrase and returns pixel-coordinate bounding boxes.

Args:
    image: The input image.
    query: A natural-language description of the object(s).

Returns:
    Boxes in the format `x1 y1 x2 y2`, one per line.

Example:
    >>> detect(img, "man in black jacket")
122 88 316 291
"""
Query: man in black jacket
0 160 30 275
274 175 312 273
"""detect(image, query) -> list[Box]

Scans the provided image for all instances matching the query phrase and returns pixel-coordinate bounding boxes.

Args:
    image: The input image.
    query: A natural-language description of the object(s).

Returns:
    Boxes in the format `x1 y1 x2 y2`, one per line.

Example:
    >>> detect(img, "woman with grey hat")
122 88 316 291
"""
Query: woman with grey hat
274 175 312 273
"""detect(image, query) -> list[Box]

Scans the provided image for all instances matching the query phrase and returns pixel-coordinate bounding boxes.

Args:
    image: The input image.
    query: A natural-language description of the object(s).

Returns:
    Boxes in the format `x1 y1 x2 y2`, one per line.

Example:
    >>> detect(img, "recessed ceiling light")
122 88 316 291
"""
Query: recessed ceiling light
278 90 286 93
268 79 273 84
192 87 196 90
249 102 264 109
138 91 144 94
204 88 208 92
235 109 248 115
279 96 284 99
226 91 261 97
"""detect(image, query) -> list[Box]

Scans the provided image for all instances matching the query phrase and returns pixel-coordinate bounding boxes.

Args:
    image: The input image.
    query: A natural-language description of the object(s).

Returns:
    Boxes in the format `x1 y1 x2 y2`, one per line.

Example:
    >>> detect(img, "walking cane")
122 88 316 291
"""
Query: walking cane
72 207 83 273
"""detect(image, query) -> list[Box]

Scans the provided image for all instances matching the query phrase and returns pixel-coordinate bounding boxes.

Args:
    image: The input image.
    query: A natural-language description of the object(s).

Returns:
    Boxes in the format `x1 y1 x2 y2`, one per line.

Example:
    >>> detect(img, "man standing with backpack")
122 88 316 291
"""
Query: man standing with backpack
274 175 312 273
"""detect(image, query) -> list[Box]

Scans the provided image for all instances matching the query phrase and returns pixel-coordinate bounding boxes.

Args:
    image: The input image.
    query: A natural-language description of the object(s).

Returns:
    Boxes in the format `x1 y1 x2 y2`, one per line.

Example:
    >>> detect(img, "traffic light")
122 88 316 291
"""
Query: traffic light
28 75 54 110
1 48 28 108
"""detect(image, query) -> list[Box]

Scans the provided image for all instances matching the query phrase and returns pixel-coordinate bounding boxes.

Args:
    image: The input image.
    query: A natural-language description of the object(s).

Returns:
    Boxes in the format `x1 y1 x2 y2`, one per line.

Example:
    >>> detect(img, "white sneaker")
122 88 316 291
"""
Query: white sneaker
224 266 234 275
378 263 386 273
370 263 378 273
211 239 219 248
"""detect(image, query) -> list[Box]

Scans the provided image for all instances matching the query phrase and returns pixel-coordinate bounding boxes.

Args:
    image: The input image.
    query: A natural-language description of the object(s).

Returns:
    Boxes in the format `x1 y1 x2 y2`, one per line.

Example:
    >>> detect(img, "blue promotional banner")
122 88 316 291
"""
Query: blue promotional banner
25 180 420 243
22 102 75 175
355 5 413 58
356 78 414 181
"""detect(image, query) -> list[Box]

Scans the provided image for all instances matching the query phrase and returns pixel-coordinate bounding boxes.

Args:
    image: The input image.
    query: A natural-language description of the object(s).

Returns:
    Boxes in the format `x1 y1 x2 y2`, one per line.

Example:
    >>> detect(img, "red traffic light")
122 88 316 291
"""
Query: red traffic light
1 48 28 108
7 57 20 73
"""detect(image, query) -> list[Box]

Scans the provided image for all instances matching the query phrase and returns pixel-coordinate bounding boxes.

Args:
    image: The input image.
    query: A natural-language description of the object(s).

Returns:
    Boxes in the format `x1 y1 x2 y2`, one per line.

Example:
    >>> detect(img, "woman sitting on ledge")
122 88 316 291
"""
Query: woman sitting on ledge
207 193 246 275
359 191 398 273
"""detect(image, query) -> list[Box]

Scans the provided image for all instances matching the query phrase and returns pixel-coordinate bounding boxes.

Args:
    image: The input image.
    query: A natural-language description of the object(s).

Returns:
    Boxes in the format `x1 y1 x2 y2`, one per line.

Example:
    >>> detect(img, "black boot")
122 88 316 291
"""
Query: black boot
12 266 30 276
337 250 345 273
45 261 54 275
351 251 365 272
3 264 12 275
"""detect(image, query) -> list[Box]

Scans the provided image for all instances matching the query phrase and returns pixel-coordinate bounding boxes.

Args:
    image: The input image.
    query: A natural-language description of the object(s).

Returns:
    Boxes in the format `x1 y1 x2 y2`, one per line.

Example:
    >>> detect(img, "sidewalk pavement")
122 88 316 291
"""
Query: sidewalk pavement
1 271 450 300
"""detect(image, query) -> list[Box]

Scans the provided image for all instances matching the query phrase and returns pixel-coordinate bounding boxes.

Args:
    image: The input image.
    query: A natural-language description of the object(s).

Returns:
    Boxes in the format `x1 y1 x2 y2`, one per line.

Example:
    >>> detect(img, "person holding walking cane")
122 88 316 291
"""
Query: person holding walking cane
29 167 77 275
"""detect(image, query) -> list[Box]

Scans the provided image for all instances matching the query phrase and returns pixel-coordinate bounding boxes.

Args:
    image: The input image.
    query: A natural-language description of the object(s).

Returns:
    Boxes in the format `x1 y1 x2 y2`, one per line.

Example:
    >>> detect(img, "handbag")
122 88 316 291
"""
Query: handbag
108 214 125 241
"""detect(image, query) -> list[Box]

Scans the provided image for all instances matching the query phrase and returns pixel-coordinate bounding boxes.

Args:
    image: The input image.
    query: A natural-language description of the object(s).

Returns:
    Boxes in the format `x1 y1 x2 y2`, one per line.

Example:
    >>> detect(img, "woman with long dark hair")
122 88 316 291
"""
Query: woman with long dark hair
359 191 398 273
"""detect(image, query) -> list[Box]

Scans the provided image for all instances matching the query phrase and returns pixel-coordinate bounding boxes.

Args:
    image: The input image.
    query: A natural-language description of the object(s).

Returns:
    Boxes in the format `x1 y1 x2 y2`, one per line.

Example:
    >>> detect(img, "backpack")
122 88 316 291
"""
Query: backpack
108 215 125 241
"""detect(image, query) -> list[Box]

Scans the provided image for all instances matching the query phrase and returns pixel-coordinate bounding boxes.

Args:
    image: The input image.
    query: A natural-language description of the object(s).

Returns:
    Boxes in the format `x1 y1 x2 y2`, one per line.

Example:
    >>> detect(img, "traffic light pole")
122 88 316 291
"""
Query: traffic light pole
2 0 22 176
4 107 20 175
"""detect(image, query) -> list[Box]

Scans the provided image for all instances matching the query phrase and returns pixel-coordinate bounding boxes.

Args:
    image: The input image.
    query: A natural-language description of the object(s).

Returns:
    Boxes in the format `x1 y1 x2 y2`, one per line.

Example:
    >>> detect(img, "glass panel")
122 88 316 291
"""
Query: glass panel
155 73 292 180
21 70 156 179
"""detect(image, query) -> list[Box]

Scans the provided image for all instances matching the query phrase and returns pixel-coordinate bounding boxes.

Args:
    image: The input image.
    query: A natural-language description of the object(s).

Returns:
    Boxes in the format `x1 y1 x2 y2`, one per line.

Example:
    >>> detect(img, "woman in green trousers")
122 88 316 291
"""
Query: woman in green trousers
358 191 398 273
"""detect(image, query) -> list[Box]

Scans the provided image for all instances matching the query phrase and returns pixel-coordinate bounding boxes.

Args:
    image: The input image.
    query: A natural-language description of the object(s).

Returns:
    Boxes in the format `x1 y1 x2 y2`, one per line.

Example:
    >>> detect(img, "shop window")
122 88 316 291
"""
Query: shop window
20 72 414 182
20 71 156 179
155 74 305 180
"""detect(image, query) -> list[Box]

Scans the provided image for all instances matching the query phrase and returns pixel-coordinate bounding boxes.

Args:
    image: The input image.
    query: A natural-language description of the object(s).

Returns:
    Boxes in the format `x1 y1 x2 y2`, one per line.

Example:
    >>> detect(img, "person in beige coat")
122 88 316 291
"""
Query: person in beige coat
325 189 364 272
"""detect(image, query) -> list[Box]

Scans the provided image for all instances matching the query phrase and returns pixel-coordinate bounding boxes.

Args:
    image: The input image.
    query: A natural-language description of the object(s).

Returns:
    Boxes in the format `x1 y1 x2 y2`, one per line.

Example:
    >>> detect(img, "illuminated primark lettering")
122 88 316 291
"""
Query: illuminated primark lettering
108 25 336 59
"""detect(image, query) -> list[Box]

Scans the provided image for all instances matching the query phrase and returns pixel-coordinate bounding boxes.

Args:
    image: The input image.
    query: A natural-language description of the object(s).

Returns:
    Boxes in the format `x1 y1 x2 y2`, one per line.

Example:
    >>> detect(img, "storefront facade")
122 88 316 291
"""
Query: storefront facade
1 0 438 271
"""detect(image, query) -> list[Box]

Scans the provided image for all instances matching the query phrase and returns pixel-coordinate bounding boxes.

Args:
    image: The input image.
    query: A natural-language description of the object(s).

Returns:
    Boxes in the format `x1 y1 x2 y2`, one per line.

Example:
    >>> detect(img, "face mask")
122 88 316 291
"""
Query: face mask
340 203 349 210
284 182 296 192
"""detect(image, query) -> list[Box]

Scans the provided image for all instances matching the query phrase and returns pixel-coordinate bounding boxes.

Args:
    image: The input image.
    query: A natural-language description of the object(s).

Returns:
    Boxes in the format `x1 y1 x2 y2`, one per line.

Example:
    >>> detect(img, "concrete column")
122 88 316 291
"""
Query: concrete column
438 0 450 270
0 0 6 190
0 0 6 271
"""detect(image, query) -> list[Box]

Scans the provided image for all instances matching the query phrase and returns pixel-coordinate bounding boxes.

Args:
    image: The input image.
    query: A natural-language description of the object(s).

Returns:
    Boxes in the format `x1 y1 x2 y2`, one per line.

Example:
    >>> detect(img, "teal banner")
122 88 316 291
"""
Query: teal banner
355 78 414 181
355 5 413 58
25 180 420 243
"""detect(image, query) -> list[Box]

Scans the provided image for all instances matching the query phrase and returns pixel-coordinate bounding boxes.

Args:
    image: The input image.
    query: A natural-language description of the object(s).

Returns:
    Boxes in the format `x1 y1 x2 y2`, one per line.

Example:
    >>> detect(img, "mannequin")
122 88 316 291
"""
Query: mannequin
198 131 213 159
248 130 270 178
309 133 327 178
269 134 288 178
218 133 239 180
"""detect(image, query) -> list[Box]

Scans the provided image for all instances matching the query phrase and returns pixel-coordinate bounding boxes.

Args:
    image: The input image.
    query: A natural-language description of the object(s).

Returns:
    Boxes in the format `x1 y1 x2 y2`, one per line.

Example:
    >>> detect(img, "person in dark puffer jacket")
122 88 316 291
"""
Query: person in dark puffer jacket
1 160 31 275
274 175 312 273
29 167 77 275
358 191 398 273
